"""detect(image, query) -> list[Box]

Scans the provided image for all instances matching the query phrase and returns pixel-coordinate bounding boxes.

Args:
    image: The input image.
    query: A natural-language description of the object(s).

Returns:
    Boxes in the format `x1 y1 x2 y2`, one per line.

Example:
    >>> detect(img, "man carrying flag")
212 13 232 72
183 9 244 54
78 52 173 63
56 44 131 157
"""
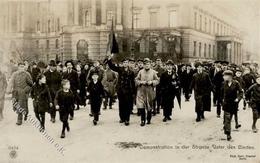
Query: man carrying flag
106 18 135 126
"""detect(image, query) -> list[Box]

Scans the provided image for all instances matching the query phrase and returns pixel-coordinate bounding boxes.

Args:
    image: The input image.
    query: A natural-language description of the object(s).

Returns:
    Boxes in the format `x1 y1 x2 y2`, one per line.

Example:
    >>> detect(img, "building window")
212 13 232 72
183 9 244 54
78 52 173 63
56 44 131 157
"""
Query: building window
199 42 201 57
107 10 115 26
217 24 219 35
150 12 158 28
204 17 207 32
194 12 197 29
85 10 91 27
204 43 206 57
193 41 197 56
209 44 211 58
57 18 60 31
55 39 59 49
46 40 49 49
209 19 211 34
199 15 202 30
213 45 215 58
169 10 177 28
36 40 39 48
133 12 141 29
213 21 215 34
47 20 51 33
36 21 40 32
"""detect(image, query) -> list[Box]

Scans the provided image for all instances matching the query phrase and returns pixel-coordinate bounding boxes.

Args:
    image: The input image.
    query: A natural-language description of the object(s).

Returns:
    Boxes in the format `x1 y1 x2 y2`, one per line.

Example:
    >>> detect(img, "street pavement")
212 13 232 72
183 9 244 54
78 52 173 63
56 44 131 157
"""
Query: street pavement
0 94 259 163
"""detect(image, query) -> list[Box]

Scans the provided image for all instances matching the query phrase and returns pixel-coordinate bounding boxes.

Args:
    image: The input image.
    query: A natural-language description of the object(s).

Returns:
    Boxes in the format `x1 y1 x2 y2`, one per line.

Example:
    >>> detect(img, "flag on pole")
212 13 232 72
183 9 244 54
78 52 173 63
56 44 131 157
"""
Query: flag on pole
106 17 119 55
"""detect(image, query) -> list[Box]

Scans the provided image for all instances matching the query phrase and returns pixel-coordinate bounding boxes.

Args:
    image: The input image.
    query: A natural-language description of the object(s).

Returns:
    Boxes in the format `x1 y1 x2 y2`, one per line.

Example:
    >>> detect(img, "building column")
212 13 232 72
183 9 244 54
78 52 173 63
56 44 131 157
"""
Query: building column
101 0 107 25
21 2 24 32
91 0 96 25
116 0 122 25
74 0 79 25
16 3 20 32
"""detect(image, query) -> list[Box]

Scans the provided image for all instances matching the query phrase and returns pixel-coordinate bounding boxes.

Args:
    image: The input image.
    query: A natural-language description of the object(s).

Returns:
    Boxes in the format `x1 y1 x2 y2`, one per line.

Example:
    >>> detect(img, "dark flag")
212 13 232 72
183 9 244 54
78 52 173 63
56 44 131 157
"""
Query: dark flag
107 18 119 54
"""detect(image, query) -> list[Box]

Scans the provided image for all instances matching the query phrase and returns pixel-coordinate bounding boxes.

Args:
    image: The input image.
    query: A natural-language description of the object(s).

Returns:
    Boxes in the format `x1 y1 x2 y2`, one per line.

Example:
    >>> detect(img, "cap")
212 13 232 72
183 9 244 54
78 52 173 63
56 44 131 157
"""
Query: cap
49 60 56 66
194 62 202 68
223 70 234 76
166 60 174 65
143 58 151 63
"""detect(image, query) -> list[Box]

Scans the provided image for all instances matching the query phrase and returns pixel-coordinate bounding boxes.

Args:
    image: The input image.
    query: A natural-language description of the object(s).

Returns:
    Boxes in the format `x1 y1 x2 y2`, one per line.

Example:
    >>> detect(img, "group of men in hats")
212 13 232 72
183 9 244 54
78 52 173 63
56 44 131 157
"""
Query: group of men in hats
2 54 260 141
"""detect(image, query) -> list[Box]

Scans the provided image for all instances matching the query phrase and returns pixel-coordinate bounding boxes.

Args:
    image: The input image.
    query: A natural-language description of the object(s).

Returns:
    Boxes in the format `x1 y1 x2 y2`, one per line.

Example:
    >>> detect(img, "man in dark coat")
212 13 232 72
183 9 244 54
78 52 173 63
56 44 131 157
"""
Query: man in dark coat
44 60 62 123
212 65 224 117
181 64 193 101
76 64 87 109
190 63 213 122
160 60 180 122
242 67 256 110
153 58 164 114
62 60 80 120
107 55 135 126
31 62 41 83
221 70 243 141
245 75 260 133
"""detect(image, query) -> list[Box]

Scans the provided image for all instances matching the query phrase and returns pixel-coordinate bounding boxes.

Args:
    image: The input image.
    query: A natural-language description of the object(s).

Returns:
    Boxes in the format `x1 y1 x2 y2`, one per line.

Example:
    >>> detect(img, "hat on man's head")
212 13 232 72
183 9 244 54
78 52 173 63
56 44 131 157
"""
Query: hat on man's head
194 62 202 68
49 60 56 67
137 58 143 62
166 60 174 65
143 58 151 63
223 70 234 76
221 61 229 66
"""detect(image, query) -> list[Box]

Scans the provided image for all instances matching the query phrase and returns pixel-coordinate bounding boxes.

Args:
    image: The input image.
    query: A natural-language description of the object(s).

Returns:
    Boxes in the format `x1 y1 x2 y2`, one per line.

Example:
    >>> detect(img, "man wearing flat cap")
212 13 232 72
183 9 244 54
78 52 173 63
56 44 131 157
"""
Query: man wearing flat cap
190 62 213 122
7 62 33 125
107 55 135 126
44 60 62 123
135 58 159 126
221 70 243 141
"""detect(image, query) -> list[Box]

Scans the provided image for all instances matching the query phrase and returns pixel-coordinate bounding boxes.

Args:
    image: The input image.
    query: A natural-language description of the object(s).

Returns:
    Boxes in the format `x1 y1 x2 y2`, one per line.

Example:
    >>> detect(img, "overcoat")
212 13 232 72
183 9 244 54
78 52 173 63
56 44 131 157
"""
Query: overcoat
190 71 213 112
135 69 159 111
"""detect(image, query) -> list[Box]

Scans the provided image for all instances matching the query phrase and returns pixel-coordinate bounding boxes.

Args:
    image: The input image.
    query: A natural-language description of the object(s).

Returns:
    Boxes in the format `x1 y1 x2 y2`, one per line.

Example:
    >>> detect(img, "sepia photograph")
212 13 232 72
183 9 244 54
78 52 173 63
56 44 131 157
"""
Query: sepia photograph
0 0 259 162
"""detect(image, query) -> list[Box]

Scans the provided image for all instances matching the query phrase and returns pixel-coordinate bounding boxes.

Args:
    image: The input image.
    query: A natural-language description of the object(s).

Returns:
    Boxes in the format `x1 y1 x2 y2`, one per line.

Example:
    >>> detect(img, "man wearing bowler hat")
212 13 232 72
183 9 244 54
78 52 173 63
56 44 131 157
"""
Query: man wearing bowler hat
44 60 62 123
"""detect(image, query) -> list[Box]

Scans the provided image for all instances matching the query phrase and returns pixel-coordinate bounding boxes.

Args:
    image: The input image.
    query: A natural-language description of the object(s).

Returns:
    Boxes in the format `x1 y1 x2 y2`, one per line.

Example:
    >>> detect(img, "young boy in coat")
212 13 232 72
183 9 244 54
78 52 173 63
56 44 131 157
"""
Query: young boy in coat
87 73 105 125
31 74 52 132
221 70 243 141
245 75 260 133
55 80 75 138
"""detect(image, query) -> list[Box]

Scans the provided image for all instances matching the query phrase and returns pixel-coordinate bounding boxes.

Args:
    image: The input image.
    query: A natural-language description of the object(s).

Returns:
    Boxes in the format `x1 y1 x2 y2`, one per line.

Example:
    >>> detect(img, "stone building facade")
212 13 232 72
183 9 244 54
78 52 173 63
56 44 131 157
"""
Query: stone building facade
0 0 243 64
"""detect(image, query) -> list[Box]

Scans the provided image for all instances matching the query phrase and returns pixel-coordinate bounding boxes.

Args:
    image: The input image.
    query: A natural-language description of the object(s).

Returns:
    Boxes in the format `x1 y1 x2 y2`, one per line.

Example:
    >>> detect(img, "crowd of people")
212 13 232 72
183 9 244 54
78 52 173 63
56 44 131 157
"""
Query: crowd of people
0 53 259 141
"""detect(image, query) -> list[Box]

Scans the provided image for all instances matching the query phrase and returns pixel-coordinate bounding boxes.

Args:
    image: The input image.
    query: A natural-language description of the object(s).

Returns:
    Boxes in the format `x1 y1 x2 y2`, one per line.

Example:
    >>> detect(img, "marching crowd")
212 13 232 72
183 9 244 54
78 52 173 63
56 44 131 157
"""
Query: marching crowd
0 53 259 141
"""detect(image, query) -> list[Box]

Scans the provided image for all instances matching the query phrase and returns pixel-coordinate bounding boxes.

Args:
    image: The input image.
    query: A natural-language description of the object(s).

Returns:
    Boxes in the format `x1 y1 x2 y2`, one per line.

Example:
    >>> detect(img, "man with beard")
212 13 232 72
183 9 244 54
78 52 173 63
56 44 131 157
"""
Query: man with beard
135 58 159 126
160 60 180 122
107 54 135 126
8 62 33 125
62 60 80 120
44 60 62 123
190 62 213 122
